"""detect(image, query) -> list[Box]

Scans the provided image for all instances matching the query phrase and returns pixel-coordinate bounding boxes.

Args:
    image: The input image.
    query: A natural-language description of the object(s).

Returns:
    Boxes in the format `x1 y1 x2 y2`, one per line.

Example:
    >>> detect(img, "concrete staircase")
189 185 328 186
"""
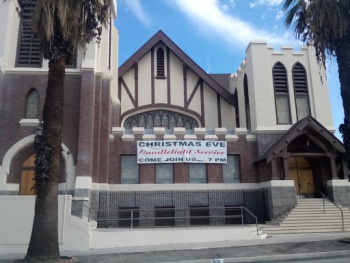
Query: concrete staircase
261 198 350 235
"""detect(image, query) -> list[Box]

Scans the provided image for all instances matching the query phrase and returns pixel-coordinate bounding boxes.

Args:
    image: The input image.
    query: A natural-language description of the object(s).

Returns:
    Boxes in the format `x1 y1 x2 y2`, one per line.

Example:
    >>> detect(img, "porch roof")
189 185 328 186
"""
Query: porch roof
256 116 344 163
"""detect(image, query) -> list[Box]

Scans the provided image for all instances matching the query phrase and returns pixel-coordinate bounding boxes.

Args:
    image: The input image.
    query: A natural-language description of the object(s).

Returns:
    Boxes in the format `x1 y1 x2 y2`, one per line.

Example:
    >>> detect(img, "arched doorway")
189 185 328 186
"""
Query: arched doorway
20 154 35 195
3 135 75 194
289 157 314 197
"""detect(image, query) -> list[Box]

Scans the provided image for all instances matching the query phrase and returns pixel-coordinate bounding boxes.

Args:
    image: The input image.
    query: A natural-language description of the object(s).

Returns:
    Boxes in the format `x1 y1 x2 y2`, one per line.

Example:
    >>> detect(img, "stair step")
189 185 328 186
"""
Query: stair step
279 221 349 226
279 219 349 223
295 205 346 209
265 229 348 235
289 210 347 213
287 215 348 219
281 217 349 221
295 207 345 210
262 225 346 230
263 198 350 235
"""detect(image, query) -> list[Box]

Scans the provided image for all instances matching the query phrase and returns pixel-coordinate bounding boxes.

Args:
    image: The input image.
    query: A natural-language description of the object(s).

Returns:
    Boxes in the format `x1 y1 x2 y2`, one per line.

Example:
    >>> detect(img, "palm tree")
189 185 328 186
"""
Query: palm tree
3 0 115 261
283 0 350 171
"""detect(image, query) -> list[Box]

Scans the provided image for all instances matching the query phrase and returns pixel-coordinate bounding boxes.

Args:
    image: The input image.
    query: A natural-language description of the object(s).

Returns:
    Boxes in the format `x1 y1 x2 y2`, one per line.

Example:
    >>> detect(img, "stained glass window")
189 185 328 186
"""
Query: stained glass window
25 89 39 118
124 110 199 130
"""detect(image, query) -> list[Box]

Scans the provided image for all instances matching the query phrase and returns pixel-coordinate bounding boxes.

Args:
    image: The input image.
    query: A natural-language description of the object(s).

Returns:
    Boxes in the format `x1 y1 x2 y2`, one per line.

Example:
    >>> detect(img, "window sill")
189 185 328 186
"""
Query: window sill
19 118 40 126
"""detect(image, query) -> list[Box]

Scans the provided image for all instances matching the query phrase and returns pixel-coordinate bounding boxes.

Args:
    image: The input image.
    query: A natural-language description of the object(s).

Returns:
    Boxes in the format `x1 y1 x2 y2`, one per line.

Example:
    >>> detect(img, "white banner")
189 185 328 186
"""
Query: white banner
137 140 227 164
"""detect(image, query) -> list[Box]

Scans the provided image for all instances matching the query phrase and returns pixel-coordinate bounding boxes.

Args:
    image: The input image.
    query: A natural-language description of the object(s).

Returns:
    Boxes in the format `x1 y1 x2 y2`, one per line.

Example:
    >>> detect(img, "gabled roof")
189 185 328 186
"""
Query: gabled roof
118 30 234 105
209 74 231 92
257 116 344 163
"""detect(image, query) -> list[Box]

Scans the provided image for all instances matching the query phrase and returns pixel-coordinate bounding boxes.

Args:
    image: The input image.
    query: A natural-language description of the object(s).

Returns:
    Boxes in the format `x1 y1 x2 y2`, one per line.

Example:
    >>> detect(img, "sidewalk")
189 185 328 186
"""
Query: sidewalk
1 232 350 262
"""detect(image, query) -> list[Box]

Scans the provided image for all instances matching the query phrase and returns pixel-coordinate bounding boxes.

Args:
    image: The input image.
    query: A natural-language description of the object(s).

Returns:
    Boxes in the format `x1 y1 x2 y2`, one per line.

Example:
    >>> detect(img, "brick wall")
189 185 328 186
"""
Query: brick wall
0 72 81 185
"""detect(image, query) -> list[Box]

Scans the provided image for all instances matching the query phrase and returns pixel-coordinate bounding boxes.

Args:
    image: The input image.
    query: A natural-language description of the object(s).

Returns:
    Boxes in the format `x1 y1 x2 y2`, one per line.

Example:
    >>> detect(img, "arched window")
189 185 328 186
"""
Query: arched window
25 89 40 118
157 48 165 77
243 74 251 129
124 110 199 130
234 88 240 127
293 62 310 120
273 62 291 124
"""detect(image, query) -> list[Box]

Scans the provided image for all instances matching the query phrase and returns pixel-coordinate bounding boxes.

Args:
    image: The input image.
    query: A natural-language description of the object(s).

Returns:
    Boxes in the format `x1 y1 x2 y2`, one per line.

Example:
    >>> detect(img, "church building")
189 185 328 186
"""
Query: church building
0 0 349 231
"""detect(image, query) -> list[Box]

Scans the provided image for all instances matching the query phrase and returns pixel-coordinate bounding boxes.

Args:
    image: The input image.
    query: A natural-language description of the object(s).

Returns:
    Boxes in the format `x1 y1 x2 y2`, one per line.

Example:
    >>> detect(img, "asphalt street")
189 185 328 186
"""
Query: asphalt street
63 238 350 263
2 232 350 262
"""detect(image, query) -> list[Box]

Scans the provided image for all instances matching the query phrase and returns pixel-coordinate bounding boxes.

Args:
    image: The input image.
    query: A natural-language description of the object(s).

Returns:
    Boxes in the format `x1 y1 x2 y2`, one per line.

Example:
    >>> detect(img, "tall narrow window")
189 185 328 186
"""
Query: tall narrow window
121 155 139 184
293 63 310 120
189 164 207 183
243 74 251 129
25 89 39 118
273 62 291 124
156 164 174 184
157 48 165 77
16 0 42 67
223 155 240 183
234 88 240 127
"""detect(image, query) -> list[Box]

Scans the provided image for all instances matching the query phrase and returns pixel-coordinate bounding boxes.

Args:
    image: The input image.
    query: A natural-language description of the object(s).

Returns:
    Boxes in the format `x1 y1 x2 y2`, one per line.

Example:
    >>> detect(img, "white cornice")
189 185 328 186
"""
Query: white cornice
3 67 82 75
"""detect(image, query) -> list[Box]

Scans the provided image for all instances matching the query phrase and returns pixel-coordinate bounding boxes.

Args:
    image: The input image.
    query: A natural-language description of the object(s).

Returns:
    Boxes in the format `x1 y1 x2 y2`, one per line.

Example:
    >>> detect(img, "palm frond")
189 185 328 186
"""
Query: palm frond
282 0 298 11
29 0 115 61
282 0 350 66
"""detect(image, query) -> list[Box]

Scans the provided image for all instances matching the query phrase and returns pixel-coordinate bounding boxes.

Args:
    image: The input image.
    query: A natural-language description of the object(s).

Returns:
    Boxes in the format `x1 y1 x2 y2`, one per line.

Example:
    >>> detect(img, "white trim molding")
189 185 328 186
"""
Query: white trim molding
19 119 40 126
327 179 350 187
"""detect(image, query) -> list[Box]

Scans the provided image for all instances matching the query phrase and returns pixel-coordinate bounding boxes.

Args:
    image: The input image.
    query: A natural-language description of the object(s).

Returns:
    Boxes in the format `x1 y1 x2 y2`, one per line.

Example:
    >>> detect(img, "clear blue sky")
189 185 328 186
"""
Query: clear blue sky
115 0 343 139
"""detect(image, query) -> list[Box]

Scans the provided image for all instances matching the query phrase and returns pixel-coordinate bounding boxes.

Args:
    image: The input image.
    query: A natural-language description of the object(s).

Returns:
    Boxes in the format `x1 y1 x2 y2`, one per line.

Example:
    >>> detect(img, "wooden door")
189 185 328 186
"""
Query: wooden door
20 155 35 195
288 157 314 196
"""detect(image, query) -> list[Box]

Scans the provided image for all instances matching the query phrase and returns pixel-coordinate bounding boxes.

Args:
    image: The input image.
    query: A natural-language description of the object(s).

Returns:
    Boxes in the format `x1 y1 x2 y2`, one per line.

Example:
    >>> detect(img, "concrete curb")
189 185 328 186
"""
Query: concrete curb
165 249 350 263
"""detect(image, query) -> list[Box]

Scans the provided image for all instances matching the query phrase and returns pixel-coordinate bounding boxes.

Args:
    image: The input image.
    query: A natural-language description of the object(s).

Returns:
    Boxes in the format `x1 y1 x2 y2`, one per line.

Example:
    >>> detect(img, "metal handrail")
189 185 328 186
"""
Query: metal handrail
307 183 344 231
89 206 260 235
241 206 259 235
72 198 91 220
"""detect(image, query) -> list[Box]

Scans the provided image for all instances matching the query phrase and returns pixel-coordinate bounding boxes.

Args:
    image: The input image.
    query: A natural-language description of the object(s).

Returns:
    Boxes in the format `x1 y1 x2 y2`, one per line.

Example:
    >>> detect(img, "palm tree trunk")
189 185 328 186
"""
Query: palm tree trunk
25 59 65 261
336 34 350 172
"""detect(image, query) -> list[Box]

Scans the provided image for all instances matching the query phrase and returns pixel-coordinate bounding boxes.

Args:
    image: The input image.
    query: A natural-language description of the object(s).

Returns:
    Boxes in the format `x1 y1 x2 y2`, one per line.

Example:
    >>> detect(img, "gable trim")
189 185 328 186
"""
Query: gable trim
118 30 234 105
258 116 344 163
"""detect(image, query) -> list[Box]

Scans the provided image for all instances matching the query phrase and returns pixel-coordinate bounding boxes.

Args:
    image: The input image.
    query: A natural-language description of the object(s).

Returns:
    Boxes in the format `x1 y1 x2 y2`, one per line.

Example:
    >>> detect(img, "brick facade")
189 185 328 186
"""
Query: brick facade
0 24 348 224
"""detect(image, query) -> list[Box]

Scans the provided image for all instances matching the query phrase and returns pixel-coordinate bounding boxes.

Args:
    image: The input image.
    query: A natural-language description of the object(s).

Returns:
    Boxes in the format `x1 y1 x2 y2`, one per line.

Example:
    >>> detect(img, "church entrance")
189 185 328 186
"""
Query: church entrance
289 157 314 197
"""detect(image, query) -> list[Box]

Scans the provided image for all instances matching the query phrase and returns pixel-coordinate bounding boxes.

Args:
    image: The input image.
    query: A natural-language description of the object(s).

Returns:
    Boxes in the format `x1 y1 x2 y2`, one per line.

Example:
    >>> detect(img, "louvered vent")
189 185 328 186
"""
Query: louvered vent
157 48 165 76
273 62 288 94
65 52 77 68
293 63 308 95
16 0 42 67
244 74 249 104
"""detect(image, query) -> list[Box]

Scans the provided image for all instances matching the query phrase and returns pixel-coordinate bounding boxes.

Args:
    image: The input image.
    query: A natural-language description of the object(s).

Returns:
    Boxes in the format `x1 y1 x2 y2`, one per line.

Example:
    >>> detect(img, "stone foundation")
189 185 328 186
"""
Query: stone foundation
263 180 296 221
327 180 350 208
